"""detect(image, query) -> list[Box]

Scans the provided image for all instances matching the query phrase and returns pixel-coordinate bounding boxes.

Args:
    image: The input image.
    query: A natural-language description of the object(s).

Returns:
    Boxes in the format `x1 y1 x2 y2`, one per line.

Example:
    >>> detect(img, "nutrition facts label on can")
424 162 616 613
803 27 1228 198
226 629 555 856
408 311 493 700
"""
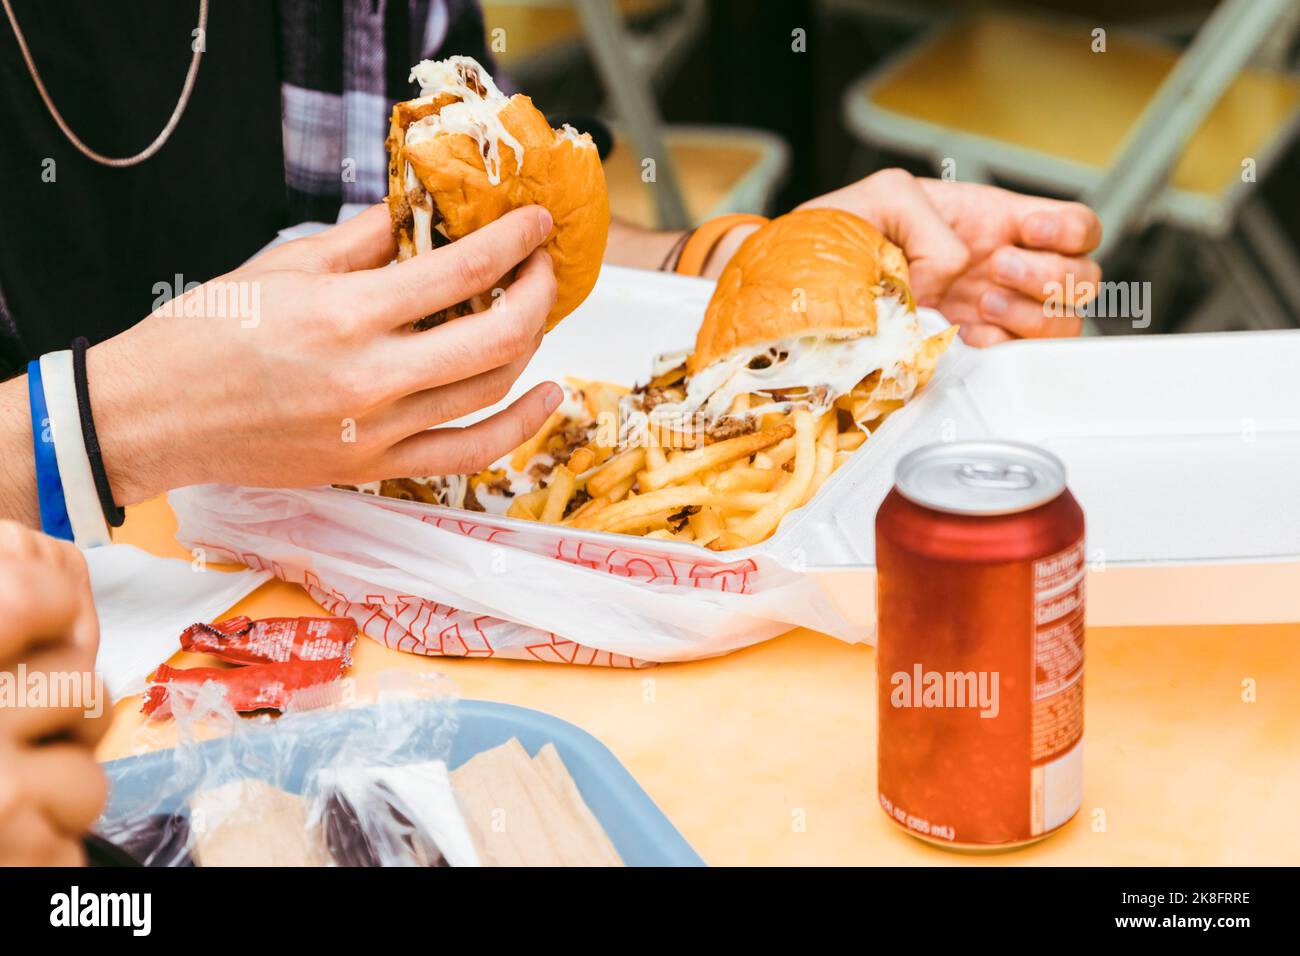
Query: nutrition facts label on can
1030 541 1085 835
1033 542 1085 706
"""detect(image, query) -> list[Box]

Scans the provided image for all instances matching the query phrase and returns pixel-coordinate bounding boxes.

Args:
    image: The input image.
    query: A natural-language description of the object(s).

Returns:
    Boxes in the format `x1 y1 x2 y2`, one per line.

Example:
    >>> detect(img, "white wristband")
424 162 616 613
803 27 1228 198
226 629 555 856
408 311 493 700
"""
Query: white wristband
39 351 113 548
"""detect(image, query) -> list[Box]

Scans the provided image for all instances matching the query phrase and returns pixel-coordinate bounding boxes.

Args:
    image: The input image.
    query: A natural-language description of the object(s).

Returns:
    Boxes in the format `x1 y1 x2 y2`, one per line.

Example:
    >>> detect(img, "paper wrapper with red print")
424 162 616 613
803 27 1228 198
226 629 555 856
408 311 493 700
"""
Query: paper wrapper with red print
167 483 867 666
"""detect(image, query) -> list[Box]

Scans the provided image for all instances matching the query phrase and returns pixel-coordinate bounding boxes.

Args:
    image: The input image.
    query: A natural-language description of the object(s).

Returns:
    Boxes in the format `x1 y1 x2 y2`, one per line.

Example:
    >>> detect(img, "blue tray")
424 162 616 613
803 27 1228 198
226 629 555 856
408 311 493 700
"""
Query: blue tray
101 699 704 867
452 701 703 866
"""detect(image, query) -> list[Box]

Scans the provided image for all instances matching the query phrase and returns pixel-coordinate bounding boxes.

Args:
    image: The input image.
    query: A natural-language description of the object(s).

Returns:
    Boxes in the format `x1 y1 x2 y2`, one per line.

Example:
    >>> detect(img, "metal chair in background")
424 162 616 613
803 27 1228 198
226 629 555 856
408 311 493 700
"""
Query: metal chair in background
482 0 789 230
839 0 1300 332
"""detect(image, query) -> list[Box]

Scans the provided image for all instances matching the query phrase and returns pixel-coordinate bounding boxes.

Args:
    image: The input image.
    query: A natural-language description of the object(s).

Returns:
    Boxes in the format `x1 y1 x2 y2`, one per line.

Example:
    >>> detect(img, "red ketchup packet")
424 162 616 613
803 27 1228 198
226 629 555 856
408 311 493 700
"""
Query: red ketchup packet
180 616 357 666
142 658 348 717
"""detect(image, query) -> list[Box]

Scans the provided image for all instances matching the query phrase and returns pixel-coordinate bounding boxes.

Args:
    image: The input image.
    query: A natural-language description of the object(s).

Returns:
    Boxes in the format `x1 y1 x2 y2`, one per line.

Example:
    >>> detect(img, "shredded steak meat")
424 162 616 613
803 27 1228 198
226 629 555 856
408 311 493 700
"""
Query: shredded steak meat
667 505 699 532
706 416 758 442
760 384 831 406
413 299 473 331
476 471 512 496
391 194 413 236
463 481 485 513
549 421 595 465
635 386 674 412
562 488 592 519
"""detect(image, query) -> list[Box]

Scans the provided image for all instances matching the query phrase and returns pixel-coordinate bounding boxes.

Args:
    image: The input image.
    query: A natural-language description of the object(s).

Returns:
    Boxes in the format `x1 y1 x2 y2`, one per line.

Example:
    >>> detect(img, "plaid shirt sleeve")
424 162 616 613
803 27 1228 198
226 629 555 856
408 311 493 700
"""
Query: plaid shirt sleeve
278 0 499 224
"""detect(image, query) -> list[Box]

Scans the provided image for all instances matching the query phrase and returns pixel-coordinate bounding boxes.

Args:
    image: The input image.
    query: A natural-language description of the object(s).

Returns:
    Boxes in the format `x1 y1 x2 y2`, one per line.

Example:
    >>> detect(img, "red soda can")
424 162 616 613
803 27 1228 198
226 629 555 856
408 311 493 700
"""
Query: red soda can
875 440 1085 850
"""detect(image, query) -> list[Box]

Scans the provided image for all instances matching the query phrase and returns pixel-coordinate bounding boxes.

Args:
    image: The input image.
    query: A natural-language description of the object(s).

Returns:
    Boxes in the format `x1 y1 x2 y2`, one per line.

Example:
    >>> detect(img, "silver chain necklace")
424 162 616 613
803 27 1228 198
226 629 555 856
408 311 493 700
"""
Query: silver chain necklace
2 0 208 168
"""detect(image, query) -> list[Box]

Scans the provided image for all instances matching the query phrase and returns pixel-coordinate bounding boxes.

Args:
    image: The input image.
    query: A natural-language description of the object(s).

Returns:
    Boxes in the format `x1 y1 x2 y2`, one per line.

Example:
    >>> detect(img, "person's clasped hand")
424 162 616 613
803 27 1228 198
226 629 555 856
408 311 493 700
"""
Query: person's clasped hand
87 204 563 506
798 169 1104 345
0 522 109 866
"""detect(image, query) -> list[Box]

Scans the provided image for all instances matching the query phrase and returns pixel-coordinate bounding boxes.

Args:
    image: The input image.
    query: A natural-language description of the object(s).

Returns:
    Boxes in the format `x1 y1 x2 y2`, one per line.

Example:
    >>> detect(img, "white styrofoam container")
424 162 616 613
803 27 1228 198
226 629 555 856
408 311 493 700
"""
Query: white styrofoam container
328 264 1300 628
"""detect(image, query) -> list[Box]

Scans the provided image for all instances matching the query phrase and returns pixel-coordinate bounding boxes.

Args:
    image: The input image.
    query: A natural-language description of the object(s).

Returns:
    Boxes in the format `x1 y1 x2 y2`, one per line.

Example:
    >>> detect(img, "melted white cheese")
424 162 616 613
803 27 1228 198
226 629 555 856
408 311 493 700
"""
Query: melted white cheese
650 297 922 428
406 56 524 184
555 123 593 148
405 162 435 255
651 348 692 377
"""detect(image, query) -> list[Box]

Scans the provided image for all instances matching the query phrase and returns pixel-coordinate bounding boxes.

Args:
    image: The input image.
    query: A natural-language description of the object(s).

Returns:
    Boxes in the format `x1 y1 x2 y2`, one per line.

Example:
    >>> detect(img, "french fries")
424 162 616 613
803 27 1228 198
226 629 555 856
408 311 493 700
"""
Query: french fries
803 415 838 507
423 329 952 549
540 465 577 524
688 506 725 547
567 446 597 474
714 466 781 493
571 485 718 532
564 493 607 524
603 473 637 502
510 410 565 472
763 436 797 469
507 498 536 520
639 424 793 492
498 375 928 548
587 447 646 498
726 410 816 547
507 485 551 520
706 530 751 551
838 429 867 451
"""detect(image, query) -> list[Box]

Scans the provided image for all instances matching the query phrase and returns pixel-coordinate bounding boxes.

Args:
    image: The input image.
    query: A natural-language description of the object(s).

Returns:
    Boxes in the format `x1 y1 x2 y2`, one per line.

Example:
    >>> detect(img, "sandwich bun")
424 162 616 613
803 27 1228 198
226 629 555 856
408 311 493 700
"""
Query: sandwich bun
688 208 913 374
387 57 609 331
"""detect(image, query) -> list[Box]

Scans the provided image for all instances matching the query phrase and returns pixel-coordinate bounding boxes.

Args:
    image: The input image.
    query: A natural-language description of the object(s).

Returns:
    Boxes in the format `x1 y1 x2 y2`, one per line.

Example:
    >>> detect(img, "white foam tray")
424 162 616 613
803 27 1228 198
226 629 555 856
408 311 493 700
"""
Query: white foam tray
369 265 1300 627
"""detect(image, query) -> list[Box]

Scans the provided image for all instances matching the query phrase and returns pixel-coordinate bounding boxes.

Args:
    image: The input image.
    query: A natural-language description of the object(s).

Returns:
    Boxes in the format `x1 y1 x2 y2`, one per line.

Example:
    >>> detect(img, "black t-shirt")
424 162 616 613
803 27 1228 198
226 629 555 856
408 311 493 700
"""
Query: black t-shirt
0 0 287 375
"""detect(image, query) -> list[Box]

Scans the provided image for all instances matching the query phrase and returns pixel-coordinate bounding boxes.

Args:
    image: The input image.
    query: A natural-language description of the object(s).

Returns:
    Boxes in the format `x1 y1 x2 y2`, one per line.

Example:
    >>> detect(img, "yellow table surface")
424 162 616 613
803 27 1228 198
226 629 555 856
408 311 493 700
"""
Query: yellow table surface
98 497 1300 865
870 13 1300 198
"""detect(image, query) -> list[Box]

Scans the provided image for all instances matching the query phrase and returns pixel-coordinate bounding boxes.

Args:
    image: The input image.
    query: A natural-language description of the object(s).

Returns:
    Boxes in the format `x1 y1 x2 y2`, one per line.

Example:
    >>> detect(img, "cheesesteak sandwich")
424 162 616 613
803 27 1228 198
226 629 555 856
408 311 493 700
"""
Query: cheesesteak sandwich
386 55 609 331
629 207 953 446
338 58 609 505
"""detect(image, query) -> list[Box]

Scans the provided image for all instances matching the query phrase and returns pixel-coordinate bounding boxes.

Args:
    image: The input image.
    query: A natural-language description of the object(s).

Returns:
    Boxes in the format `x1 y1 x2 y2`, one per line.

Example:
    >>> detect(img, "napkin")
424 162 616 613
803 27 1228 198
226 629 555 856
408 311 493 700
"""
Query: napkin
86 544 271 699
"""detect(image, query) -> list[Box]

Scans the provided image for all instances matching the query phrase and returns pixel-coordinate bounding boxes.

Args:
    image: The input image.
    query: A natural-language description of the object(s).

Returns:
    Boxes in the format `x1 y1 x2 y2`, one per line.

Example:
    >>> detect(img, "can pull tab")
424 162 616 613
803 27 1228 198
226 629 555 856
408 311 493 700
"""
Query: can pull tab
956 462 1036 490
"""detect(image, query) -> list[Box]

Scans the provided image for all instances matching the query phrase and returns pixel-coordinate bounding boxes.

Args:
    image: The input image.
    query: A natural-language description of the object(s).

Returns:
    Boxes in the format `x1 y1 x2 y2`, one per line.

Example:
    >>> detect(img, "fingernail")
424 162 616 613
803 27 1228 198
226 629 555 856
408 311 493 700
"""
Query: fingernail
536 207 554 238
994 251 1026 283
982 291 1008 317
1026 214 1058 245
543 384 562 413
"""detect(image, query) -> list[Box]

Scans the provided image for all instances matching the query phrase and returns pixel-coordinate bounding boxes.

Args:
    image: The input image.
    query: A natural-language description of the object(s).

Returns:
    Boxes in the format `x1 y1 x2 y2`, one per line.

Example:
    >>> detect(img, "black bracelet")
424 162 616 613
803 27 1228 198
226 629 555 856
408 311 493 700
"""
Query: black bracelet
659 228 695 272
71 336 126 527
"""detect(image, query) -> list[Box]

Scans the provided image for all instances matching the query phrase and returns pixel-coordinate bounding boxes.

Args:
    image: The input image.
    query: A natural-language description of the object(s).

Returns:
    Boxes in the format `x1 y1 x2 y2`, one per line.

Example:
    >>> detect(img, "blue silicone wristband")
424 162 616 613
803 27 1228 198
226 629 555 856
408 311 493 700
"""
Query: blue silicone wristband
28 359 74 541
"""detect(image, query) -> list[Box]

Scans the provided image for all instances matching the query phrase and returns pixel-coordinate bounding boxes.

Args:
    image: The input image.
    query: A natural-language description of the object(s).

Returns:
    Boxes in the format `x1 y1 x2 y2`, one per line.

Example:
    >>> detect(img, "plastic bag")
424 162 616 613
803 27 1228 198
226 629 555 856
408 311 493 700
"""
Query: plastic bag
95 671 481 867
168 482 864 667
